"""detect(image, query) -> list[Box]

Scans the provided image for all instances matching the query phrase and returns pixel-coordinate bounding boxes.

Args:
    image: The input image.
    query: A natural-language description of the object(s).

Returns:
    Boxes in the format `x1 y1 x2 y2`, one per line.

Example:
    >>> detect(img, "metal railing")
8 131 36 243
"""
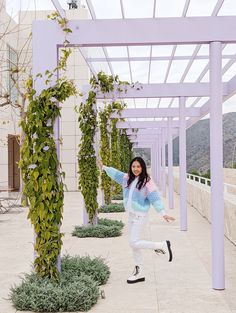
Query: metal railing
187 173 236 198
187 173 211 187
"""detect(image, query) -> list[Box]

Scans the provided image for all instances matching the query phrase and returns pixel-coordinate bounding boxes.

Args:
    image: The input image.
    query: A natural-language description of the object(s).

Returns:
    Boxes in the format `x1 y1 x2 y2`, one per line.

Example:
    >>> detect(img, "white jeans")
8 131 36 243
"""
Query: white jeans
128 211 165 267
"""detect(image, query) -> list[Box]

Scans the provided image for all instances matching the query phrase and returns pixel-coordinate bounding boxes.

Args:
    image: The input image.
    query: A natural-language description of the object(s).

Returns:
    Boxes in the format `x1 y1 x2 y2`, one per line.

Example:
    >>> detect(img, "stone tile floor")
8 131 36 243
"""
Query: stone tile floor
0 191 236 313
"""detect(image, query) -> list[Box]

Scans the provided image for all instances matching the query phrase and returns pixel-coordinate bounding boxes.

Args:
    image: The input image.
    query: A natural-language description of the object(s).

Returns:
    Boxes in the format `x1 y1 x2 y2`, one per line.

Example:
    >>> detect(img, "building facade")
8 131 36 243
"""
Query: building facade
0 1 89 191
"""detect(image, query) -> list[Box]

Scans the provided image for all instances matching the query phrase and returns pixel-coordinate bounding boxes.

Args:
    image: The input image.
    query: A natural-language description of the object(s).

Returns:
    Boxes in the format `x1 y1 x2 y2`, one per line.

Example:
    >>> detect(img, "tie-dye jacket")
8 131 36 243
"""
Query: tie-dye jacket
103 166 165 215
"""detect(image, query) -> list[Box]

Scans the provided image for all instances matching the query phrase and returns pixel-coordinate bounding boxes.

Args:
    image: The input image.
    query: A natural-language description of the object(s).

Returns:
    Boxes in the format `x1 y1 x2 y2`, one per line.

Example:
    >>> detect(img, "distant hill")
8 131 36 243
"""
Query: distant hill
173 112 236 173
133 112 236 173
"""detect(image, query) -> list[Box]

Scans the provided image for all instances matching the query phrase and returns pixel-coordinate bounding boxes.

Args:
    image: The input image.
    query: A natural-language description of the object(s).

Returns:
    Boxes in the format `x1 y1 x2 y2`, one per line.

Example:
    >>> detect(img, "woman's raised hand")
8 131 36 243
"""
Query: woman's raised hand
163 215 175 223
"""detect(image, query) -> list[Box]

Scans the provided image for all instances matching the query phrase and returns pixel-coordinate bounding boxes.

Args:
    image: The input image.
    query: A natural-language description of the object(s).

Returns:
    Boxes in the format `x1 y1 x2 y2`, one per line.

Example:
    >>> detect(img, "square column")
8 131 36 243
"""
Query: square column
32 23 62 271
161 129 166 197
168 118 174 209
151 141 158 182
179 97 187 231
158 135 162 189
210 41 225 290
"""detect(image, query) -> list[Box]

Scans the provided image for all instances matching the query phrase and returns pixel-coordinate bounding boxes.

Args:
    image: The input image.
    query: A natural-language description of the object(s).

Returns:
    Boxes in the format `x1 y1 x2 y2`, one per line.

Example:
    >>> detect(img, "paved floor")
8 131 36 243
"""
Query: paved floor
0 191 236 313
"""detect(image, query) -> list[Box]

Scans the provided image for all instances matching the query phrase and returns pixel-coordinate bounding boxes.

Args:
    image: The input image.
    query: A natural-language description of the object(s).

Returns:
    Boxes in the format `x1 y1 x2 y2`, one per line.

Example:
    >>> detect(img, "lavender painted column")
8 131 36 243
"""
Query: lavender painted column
32 25 62 271
83 102 99 226
82 94 89 226
161 129 166 197
179 97 187 231
210 41 225 290
168 118 174 209
153 140 158 182
158 135 162 190
151 143 156 181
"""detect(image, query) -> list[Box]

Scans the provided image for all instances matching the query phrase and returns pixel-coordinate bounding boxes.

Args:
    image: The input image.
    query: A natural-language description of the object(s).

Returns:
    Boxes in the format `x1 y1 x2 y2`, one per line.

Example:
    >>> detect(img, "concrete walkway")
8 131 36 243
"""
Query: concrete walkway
0 191 236 313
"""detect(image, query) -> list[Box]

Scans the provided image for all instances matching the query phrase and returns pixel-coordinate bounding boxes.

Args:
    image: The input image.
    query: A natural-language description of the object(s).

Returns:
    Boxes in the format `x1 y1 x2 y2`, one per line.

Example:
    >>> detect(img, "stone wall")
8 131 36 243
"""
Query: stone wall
172 168 236 245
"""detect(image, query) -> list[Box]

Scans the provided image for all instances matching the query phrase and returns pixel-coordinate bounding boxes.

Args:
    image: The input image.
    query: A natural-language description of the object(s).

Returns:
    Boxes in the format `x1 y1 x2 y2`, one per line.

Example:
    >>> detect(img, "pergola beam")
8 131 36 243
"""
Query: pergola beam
87 55 236 62
67 17 236 45
111 107 200 118
126 128 178 135
187 72 236 129
35 17 236 47
133 143 152 148
84 83 228 99
117 120 179 128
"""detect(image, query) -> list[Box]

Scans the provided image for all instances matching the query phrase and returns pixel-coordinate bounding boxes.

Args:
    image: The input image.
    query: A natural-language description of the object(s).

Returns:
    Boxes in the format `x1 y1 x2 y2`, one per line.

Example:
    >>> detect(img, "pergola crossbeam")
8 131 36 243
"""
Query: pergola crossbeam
35 17 236 47
111 107 200 118
83 82 228 99
117 120 179 128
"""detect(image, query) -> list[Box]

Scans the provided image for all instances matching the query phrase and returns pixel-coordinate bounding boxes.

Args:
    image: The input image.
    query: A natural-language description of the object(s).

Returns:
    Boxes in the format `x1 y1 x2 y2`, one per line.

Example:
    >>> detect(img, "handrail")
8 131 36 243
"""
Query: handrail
187 173 236 197
187 173 211 186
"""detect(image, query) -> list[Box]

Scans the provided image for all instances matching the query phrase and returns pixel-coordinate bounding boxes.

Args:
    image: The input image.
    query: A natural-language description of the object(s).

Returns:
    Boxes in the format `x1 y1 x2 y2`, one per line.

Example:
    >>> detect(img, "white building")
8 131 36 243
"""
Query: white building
0 1 89 191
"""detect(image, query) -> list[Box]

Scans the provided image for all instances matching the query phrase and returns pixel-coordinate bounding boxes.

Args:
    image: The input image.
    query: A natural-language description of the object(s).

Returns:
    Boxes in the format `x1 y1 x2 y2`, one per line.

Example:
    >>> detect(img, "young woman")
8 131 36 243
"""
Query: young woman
99 156 175 284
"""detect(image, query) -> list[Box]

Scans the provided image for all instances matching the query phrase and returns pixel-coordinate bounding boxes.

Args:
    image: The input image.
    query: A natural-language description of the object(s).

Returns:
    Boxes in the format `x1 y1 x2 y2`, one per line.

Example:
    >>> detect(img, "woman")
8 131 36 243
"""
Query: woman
99 156 175 284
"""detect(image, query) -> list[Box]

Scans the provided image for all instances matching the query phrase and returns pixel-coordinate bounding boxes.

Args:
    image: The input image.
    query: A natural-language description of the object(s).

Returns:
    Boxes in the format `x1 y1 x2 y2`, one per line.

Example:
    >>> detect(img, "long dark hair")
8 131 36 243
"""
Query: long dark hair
127 157 150 190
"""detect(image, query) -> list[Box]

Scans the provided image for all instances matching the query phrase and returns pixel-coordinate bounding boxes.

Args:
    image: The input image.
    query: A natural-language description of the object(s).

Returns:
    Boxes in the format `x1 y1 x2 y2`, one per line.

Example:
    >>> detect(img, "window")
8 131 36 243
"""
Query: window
7 45 18 104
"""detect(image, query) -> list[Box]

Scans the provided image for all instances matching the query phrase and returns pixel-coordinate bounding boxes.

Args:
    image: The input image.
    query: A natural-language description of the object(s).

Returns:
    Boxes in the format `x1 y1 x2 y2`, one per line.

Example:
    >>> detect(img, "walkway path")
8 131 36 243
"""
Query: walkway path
0 191 236 313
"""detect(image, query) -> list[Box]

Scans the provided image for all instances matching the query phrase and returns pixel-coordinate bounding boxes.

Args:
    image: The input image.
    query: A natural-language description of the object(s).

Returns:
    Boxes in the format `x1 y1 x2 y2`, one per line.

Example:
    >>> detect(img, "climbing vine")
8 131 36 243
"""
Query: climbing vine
77 89 99 223
110 116 122 194
99 106 112 204
99 101 126 204
119 129 134 172
18 12 76 280
78 72 129 218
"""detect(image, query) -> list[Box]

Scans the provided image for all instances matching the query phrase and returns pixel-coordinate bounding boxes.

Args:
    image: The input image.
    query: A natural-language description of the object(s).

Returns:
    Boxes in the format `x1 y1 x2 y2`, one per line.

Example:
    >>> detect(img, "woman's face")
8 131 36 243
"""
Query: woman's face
131 161 142 177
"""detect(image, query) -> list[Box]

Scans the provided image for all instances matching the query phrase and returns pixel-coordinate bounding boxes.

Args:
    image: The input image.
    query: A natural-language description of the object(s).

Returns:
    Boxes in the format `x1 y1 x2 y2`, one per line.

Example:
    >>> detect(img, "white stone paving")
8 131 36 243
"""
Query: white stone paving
0 191 236 313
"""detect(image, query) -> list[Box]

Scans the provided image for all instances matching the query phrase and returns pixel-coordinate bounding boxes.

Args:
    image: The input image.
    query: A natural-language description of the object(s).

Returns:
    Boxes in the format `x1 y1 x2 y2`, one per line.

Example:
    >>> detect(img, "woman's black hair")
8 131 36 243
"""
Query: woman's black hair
127 157 150 190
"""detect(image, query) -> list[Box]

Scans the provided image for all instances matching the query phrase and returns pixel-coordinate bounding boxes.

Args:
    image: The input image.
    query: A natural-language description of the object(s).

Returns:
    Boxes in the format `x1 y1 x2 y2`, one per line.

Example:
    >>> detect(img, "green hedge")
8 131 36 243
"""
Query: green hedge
72 218 124 238
99 203 125 213
10 255 110 312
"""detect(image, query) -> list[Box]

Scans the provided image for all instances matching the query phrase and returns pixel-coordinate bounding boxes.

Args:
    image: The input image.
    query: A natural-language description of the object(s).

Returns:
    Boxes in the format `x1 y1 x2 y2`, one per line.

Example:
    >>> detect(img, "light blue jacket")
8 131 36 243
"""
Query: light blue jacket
103 166 165 215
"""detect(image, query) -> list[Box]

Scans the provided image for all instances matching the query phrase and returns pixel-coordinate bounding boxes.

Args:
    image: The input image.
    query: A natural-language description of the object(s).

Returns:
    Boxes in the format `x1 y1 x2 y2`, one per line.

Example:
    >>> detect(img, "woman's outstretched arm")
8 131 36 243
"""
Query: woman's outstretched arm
97 160 126 186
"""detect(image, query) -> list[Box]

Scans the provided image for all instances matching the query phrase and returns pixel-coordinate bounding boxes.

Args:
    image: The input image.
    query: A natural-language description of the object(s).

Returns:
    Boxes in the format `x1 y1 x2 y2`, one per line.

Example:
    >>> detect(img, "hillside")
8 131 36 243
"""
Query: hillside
173 112 236 173
133 112 236 173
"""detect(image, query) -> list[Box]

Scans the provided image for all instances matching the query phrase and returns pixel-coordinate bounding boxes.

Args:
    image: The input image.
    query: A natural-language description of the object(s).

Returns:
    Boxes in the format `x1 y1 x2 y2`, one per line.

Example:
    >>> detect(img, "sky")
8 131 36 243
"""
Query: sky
5 0 236 115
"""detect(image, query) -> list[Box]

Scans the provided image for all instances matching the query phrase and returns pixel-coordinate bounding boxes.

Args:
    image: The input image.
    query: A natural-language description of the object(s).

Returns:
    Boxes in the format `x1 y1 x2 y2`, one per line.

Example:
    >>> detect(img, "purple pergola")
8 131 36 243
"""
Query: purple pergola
32 0 236 290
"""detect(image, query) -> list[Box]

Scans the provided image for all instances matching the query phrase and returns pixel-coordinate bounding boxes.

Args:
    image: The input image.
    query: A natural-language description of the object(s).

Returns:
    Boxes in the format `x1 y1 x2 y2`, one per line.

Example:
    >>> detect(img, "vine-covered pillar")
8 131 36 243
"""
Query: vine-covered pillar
32 22 65 271
81 94 89 226
81 98 98 226
32 24 62 271
92 103 99 225
111 118 122 195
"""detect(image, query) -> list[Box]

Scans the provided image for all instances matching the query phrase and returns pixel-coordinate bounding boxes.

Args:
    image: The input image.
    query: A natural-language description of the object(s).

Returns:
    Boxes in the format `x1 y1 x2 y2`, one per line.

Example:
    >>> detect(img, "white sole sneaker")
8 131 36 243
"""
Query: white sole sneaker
127 277 145 284
155 240 173 262
127 266 146 284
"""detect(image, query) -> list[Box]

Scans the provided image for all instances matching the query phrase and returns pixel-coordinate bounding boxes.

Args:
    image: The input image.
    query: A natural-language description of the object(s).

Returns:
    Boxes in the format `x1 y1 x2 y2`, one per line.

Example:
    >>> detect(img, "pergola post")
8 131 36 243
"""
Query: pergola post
179 96 187 231
32 24 62 271
210 41 225 290
168 118 174 209
158 135 162 189
151 141 157 182
81 94 90 226
161 129 166 197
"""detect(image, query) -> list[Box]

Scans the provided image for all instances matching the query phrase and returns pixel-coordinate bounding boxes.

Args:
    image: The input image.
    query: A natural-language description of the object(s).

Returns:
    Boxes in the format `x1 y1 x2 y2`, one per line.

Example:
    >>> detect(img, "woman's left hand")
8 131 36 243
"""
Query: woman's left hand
163 215 175 222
